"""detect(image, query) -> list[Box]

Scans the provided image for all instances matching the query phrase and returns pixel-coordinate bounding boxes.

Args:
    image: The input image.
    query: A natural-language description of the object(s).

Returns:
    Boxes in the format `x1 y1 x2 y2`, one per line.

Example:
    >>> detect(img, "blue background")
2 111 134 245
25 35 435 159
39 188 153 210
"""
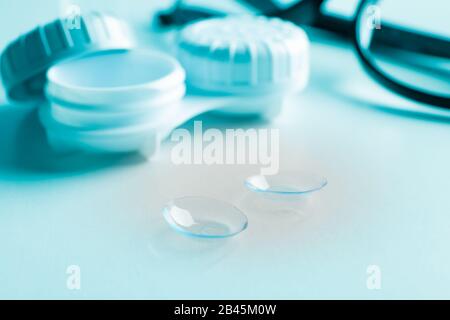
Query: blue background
0 0 449 299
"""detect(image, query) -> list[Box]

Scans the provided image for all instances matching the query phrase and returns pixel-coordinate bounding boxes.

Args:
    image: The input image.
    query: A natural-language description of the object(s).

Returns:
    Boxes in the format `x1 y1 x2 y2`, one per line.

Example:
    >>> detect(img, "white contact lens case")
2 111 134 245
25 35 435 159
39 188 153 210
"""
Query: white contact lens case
39 16 310 156
46 49 186 106
39 103 161 155
177 16 310 95
47 85 186 128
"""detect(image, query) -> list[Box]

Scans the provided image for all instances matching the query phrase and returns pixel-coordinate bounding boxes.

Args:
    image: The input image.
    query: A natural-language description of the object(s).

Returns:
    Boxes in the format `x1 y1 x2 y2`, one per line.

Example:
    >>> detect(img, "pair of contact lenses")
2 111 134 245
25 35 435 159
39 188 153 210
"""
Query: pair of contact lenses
163 172 327 238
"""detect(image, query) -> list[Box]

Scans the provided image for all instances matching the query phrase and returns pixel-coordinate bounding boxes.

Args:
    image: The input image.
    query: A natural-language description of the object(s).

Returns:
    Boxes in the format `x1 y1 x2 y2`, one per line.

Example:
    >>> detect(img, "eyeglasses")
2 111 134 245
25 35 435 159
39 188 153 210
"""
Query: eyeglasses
158 0 450 110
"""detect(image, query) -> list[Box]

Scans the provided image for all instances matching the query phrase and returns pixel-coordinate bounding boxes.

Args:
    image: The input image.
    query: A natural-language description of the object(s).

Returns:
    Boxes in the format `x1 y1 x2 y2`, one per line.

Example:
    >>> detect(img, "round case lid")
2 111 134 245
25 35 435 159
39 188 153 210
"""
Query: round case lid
0 12 134 101
177 16 309 94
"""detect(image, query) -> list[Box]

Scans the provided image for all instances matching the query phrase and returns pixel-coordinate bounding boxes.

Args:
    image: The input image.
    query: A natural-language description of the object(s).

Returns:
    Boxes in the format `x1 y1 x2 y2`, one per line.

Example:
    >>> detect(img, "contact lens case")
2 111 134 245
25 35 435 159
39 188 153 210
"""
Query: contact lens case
34 16 310 157
0 12 134 101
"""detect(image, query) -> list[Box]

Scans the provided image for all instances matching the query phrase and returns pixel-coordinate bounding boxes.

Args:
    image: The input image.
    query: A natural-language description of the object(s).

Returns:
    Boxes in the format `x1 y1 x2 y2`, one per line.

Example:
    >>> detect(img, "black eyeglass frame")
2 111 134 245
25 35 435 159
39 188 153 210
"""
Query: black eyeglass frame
158 0 450 109
353 0 450 109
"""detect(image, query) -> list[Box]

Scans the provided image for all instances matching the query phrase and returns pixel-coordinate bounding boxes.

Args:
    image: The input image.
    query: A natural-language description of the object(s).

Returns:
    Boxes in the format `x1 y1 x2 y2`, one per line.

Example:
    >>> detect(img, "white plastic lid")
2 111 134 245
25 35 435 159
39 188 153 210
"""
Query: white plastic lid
177 16 309 94
1 12 135 101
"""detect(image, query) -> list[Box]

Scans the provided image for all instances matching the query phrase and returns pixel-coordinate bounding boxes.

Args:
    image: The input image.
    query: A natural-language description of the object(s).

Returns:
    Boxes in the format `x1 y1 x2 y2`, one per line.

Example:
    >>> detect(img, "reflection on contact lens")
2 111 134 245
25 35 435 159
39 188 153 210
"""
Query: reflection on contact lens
245 172 327 195
163 196 248 238
243 171 327 217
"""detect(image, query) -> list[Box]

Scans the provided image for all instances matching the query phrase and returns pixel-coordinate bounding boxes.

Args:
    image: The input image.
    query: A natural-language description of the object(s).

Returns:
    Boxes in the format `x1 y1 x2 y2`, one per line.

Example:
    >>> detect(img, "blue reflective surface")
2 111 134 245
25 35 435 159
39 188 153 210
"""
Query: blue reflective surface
0 0 450 300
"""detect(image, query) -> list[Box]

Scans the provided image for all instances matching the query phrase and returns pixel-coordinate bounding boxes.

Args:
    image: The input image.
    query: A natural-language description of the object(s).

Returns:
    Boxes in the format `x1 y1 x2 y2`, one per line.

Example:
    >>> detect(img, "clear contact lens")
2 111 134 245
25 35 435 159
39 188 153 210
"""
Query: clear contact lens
242 172 327 217
245 172 327 195
163 196 248 238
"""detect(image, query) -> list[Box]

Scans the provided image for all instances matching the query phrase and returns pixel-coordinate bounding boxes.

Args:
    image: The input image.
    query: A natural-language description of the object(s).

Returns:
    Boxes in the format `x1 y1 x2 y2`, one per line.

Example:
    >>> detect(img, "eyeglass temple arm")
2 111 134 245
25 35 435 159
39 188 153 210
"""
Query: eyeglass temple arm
158 0 449 58
353 1 450 109
244 0 450 58
158 2 225 26
370 24 450 59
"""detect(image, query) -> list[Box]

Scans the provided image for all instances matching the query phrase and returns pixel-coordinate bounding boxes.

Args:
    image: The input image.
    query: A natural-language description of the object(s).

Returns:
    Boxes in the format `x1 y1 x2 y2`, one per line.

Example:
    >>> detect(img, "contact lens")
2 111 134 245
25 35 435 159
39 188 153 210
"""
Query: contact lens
163 197 248 238
245 172 327 195
242 172 327 217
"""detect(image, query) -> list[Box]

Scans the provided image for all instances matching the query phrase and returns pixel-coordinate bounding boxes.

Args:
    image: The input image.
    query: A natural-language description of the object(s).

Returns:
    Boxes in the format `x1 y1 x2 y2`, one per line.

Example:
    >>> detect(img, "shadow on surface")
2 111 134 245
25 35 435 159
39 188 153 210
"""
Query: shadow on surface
146 219 238 269
310 70 450 124
0 103 145 181
337 93 450 124
176 109 274 131
305 31 450 124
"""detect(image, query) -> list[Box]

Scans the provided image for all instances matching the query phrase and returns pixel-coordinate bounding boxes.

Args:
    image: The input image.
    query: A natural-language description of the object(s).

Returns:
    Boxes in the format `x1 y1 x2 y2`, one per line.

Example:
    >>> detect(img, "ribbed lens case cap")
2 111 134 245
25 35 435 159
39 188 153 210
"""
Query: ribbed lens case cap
0 12 134 102
177 16 310 94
